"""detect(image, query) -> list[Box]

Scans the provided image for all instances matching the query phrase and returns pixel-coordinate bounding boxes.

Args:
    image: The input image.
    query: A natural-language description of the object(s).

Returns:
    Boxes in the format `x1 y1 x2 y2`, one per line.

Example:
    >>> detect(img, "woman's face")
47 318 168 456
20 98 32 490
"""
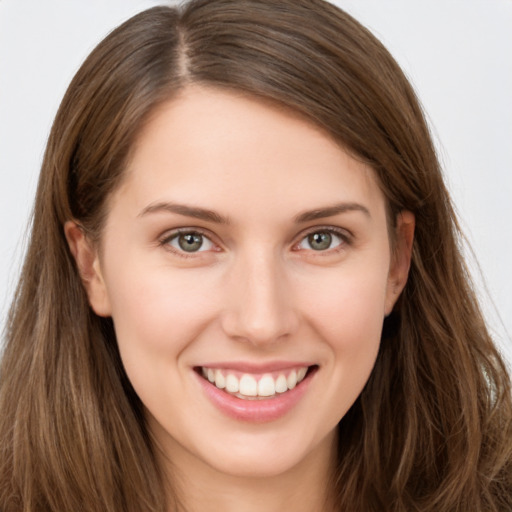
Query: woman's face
69 86 413 479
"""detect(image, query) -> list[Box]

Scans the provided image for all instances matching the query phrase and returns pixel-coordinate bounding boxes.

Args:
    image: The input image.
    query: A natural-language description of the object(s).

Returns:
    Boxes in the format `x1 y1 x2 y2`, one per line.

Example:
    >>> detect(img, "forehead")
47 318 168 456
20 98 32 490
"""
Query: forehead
115 86 386 223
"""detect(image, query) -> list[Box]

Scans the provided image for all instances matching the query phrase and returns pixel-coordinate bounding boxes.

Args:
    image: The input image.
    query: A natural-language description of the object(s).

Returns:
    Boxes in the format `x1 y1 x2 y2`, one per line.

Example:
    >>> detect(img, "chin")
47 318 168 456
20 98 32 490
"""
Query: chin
193 424 336 480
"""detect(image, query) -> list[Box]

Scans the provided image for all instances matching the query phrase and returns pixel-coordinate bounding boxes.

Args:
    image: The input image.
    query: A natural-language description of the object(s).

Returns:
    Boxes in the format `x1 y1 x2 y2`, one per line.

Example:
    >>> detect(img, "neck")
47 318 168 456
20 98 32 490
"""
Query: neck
157 430 338 512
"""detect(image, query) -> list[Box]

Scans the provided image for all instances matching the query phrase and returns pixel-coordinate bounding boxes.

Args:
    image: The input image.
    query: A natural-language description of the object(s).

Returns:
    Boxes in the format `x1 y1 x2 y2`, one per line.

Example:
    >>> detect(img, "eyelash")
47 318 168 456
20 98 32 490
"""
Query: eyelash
158 226 352 259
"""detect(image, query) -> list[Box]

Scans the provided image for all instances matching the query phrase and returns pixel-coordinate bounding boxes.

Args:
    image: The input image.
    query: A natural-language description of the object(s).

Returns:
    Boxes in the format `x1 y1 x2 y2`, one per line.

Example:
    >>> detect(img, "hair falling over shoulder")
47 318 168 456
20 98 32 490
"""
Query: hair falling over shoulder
1 1 511 510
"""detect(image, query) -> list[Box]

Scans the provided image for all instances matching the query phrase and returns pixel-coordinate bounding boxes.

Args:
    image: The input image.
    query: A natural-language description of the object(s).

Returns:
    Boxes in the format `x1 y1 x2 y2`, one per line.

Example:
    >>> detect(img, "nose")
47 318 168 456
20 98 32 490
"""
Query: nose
220 250 298 346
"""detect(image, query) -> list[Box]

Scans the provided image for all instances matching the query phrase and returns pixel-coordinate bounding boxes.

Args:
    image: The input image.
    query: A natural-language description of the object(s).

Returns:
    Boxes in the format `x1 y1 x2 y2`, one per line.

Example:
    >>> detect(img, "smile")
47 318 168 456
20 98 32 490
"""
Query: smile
200 366 309 399
194 363 317 422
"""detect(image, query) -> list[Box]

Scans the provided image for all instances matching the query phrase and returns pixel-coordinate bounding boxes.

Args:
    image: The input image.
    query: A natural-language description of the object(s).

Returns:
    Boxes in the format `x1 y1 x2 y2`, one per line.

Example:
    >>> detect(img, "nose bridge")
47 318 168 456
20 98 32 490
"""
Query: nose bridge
221 245 296 345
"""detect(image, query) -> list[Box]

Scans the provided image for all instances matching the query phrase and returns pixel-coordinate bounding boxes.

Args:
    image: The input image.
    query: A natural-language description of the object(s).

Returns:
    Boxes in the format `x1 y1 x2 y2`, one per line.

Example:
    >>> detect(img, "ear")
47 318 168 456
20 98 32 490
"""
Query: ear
384 211 415 316
64 221 112 317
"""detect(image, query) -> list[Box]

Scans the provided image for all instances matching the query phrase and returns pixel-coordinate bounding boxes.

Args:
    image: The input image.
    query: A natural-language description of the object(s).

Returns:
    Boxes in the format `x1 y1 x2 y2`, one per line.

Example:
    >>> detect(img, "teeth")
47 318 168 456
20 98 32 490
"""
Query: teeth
275 374 288 393
201 366 309 398
239 374 258 396
258 375 275 397
226 374 239 393
214 369 226 389
287 370 297 390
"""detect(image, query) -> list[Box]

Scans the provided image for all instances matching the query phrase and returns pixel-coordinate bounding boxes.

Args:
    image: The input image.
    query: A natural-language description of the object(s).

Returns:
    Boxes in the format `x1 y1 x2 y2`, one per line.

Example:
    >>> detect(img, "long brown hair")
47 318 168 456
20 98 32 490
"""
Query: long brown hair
1 1 511 510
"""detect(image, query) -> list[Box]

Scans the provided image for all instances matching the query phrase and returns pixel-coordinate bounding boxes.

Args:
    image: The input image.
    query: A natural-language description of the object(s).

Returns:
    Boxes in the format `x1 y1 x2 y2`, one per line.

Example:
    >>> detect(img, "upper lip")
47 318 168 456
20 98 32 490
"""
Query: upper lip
196 361 315 373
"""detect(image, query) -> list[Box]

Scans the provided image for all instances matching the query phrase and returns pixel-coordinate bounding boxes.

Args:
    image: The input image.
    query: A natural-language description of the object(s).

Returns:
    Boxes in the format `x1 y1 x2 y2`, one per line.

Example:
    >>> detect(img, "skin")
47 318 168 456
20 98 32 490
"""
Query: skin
66 86 414 512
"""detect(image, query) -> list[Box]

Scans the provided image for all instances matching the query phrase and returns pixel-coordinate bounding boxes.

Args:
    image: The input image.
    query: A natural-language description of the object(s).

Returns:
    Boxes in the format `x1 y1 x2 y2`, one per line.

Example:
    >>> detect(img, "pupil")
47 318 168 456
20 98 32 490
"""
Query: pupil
178 233 203 252
308 232 331 251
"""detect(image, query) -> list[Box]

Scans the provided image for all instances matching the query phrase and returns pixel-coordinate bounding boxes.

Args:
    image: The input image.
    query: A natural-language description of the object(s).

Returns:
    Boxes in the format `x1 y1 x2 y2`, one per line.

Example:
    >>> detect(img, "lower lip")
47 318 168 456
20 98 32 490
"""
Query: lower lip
194 368 315 423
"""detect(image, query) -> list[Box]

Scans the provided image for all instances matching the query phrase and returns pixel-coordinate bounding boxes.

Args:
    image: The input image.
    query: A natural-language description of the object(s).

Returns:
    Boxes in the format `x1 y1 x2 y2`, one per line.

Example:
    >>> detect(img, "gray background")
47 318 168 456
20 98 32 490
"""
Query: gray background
1 1 511 365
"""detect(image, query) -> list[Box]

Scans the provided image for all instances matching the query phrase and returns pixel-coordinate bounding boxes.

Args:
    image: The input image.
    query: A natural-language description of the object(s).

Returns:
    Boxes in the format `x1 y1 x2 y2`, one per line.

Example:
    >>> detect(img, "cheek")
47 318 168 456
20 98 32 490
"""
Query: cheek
103 258 218 361
302 263 388 346
102 261 223 420
299 261 388 405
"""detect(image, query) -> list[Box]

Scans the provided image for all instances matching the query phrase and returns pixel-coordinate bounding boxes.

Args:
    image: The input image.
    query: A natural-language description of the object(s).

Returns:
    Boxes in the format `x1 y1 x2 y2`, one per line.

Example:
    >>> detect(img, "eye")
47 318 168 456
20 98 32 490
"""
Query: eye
296 229 347 252
164 231 215 253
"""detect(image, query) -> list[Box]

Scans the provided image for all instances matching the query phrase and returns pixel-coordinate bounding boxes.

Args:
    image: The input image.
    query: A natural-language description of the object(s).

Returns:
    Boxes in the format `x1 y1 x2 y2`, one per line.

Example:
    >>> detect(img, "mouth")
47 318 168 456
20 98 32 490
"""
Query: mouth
194 365 317 400
193 363 318 422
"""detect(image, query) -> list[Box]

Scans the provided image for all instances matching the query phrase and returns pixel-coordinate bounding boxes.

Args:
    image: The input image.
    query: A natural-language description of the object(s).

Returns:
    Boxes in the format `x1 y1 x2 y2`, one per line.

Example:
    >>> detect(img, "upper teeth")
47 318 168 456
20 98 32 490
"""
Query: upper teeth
201 367 308 398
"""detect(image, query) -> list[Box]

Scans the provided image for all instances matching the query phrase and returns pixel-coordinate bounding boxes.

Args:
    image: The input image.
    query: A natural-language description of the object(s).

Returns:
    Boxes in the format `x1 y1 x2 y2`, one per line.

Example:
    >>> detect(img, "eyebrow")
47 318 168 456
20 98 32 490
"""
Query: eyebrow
138 202 230 224
293 202 371 223
138 201 370 224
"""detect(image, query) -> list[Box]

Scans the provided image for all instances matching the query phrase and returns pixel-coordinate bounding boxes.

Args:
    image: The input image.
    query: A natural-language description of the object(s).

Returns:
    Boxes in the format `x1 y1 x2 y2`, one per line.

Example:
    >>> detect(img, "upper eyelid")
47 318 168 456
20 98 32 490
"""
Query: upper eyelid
296 225 352 241
159 227 216 243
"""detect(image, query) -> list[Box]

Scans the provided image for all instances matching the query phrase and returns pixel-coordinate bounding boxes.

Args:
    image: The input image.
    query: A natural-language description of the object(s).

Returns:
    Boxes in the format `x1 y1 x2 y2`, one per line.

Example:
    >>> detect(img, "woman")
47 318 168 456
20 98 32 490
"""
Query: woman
1 0 511 510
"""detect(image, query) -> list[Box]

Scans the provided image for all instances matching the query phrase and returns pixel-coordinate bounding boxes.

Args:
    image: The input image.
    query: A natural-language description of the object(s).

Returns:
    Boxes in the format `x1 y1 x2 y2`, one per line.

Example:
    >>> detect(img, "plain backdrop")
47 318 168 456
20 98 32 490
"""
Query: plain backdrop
1 1 511 365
